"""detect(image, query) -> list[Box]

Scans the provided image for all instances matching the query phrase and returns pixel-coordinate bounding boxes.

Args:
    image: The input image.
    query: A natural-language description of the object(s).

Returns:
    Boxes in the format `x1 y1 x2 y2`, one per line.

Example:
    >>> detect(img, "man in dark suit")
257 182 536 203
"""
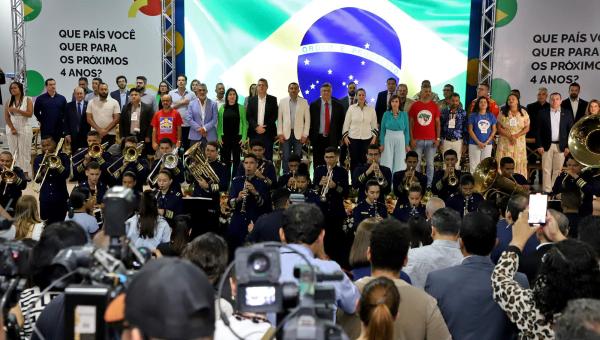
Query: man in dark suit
518 209 569 284
110 75 129 110
309 83 345 170
561 82 588 122
246 188 290 243
426 212 529 340
246 78 278 160
339 82 357 114
536 92 574 194
65 87 89 152
119 88 154 156
526 87 549 184
374 77 397 124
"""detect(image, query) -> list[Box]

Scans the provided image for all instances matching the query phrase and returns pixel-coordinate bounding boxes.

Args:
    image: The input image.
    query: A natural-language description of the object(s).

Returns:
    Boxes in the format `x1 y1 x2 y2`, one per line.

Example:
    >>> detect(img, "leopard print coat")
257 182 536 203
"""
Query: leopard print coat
492 250 554 339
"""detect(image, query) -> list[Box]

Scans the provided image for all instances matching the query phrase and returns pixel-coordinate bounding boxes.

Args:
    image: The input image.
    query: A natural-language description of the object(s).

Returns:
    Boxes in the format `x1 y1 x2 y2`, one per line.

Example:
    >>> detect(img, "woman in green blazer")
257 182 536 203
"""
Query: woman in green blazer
217 88 248 177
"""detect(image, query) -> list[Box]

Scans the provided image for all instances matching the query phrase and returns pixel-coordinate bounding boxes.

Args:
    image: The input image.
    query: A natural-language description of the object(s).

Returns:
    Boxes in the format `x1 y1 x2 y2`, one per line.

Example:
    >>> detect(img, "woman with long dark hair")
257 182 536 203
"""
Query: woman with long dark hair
244 83 257 109
156 214 191 256
65 186 99 237
496 94 530 177
468 96 497 172
125 190 171 249
4 81 33 180
493 210 600 338
217 88 248 178
156 81 170 109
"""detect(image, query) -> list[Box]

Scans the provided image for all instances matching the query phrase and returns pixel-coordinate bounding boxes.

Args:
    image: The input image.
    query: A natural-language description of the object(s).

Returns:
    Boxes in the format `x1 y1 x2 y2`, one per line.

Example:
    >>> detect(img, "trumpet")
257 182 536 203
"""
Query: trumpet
107 142 144 176
72 142 109 168
448 167 458 186
1 150 17 196
148 148 179 186
33 138 65 193
289 170 298 192
320 166 333 202
371 199 382 220
373 162 385 186
184 142 220 185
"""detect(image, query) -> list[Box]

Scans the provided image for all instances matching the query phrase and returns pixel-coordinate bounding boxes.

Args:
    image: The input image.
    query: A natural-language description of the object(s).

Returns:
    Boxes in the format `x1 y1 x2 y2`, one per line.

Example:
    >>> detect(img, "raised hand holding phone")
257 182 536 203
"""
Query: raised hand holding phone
510 209 540 251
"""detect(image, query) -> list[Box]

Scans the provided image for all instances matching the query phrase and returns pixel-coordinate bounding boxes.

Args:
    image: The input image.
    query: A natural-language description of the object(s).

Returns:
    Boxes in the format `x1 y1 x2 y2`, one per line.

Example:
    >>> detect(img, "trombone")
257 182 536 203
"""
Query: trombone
107 142 144 176
1 149 17 196
148 148 179 186
72 142 109 168
33 138 65 193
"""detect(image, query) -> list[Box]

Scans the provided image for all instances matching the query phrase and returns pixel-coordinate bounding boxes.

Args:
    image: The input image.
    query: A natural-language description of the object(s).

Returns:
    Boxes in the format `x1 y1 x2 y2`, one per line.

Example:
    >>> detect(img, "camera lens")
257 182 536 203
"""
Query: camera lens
250 254 270 273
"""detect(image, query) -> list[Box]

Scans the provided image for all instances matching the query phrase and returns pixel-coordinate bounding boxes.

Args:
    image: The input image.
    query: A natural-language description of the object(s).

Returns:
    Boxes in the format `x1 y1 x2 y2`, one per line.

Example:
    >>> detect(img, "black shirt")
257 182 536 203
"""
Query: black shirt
223 105 240 137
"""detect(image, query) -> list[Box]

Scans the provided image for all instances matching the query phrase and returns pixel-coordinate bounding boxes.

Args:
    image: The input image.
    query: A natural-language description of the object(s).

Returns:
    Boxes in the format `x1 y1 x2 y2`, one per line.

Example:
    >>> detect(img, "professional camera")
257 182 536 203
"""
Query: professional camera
0 240 33 339
222 243 348 340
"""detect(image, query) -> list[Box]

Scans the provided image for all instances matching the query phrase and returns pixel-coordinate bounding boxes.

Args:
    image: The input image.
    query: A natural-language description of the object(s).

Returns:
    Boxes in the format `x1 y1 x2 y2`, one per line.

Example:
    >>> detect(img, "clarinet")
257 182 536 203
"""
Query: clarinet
240 175 253 214
464 194 470 216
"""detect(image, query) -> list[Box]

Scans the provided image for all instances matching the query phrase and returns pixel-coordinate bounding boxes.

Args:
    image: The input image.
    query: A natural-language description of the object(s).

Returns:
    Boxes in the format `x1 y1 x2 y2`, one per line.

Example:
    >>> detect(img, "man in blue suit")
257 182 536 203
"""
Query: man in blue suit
186 83 218 146
425 211 529 340
65 87 90 151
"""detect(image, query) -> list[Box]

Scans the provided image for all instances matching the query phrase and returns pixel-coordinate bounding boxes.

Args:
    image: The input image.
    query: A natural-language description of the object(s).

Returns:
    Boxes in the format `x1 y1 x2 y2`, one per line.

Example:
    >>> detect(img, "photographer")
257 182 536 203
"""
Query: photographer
14 221 87 339
278 203 360 316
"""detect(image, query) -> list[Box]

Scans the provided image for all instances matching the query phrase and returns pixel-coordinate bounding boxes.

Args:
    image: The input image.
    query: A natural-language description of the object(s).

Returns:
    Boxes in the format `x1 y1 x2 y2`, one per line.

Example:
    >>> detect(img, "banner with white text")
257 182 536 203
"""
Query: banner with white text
23 0 162 97
492 0 600 104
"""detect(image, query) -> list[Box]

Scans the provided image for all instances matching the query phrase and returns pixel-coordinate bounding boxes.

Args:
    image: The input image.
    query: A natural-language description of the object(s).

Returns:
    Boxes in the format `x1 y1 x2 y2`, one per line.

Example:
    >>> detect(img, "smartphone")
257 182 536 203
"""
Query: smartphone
528 194 548 225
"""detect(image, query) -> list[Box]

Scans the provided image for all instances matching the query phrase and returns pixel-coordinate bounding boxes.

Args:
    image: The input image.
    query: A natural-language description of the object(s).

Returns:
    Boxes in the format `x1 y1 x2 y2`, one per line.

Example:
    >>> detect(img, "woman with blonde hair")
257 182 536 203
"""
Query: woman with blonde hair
585 99 600 116
13 195 44 241
357 276 400 340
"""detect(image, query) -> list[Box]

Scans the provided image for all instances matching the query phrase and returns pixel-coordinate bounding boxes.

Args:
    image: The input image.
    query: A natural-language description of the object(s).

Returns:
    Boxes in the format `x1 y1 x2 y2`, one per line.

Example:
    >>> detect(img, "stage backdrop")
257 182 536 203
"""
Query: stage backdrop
184 0 471 103
492 0 600 104
23 0 162 97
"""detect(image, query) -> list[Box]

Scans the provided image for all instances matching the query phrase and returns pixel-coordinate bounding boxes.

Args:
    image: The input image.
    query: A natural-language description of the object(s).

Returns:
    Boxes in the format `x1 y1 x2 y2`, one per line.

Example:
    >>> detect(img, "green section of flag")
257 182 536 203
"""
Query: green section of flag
496 0 518 28
26 70 45 97
23 0 42 21
390 0 472 55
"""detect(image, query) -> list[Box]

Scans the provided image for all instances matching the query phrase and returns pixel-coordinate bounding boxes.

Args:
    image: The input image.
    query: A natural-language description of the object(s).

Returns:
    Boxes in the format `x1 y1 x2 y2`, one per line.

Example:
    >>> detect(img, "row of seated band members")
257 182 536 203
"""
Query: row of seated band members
23 133 597 252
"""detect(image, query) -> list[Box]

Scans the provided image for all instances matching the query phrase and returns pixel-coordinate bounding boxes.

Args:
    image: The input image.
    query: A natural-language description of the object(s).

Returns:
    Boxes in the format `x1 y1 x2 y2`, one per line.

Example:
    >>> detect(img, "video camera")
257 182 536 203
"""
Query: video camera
219 242 349 340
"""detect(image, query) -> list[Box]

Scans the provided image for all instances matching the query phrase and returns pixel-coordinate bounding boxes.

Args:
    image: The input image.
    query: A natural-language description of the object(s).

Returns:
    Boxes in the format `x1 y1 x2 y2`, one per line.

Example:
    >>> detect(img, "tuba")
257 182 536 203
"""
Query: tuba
184 142 220 185
473 157 527 200
568 114 600 167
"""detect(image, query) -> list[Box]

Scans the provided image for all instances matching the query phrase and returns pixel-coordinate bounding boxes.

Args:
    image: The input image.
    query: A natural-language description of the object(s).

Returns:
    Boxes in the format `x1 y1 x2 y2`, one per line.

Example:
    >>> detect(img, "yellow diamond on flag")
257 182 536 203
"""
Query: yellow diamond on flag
24 4 34 17
496 9 508 23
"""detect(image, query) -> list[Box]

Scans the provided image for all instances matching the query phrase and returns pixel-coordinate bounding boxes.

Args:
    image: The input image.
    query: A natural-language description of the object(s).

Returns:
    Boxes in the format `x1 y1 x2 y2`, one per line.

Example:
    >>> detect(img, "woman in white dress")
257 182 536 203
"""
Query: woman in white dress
4 81 33 180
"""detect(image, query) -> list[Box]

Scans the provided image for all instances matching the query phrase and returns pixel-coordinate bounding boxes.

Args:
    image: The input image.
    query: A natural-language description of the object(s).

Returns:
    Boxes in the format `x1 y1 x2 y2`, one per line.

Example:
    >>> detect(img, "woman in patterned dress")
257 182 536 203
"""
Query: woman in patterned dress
496 94 530 178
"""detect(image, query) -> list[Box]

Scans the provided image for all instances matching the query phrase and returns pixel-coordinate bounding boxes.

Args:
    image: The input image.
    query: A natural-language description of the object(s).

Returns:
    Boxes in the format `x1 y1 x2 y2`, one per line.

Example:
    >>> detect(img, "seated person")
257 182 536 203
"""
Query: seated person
393 184 425 222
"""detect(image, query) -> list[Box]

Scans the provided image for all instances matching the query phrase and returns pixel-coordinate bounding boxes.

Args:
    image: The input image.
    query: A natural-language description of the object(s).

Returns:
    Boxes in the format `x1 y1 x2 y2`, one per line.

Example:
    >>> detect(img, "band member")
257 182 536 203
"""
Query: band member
109 136 149 192
499 156 530 192
313 146 349 266
393 184 426 222
277 154 302 190
122 171 141 203
34 135 70 224
77 161 107 207
291 168 320 204
235 140 277 188
551 155 582 198
447 174 484 217
352 144 392 201
392 151 427 204
72 130 112 182
155 169 183 222
352 181 387 229
0 151 26 214
149 138 185 188
431 149 462 200
228 153 269 251
571 163 600 217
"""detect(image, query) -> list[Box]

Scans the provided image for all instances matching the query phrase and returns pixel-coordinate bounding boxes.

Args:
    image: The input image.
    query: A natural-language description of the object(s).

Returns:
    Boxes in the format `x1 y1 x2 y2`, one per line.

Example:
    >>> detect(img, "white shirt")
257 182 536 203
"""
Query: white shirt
570 97 579 118
86 97 120 135
257 95 266 126
342 103 378 140
215 97 225 110
550 108 561 142
198 98 207 122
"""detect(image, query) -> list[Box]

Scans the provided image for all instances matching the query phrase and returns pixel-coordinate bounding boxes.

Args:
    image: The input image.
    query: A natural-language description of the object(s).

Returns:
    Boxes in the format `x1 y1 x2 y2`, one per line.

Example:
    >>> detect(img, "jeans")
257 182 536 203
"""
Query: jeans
282 131 302 173
414 140 436 187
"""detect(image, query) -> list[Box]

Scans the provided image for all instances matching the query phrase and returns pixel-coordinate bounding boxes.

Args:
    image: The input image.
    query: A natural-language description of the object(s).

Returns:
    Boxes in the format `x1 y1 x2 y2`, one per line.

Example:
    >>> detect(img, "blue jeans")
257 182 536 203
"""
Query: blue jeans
282 131 302 173
414 140 436 187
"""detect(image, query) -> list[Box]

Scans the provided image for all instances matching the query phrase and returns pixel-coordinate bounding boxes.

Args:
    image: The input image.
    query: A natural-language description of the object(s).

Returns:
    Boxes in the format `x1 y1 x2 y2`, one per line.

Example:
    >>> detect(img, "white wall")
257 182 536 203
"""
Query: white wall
0 1 14 126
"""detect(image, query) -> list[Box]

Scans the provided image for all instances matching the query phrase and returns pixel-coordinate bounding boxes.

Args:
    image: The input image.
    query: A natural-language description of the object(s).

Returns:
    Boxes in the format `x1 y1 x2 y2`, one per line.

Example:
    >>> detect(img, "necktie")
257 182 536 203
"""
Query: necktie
77 102 82 116
324 101 330 135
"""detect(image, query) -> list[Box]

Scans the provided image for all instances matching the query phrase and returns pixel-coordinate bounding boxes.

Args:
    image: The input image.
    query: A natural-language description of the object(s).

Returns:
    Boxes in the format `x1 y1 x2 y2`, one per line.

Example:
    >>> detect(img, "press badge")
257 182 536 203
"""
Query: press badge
448 118 456 129
131 112 138 121
509 117 517 127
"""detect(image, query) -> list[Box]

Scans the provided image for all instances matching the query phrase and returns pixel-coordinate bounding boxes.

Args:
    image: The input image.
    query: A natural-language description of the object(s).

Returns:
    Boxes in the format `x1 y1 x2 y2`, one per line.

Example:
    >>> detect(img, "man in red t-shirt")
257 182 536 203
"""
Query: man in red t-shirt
468 83 499 117
151 94 183 150
409 85 441 188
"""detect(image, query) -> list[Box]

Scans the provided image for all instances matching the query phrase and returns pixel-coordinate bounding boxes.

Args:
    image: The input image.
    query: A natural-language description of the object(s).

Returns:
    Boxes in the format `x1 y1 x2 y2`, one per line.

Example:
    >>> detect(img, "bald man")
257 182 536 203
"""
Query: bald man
66 87 90 151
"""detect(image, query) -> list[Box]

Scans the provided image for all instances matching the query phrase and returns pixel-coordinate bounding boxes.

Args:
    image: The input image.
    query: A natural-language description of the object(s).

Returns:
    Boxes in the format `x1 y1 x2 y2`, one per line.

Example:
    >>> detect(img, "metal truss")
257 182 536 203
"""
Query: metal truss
11 0 26 86
161 0 176 89
478 0 497 90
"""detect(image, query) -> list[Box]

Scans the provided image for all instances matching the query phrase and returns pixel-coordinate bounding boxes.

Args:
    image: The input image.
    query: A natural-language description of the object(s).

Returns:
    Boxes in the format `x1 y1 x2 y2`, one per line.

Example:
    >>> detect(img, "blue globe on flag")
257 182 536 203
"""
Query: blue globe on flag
297 7 402 104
